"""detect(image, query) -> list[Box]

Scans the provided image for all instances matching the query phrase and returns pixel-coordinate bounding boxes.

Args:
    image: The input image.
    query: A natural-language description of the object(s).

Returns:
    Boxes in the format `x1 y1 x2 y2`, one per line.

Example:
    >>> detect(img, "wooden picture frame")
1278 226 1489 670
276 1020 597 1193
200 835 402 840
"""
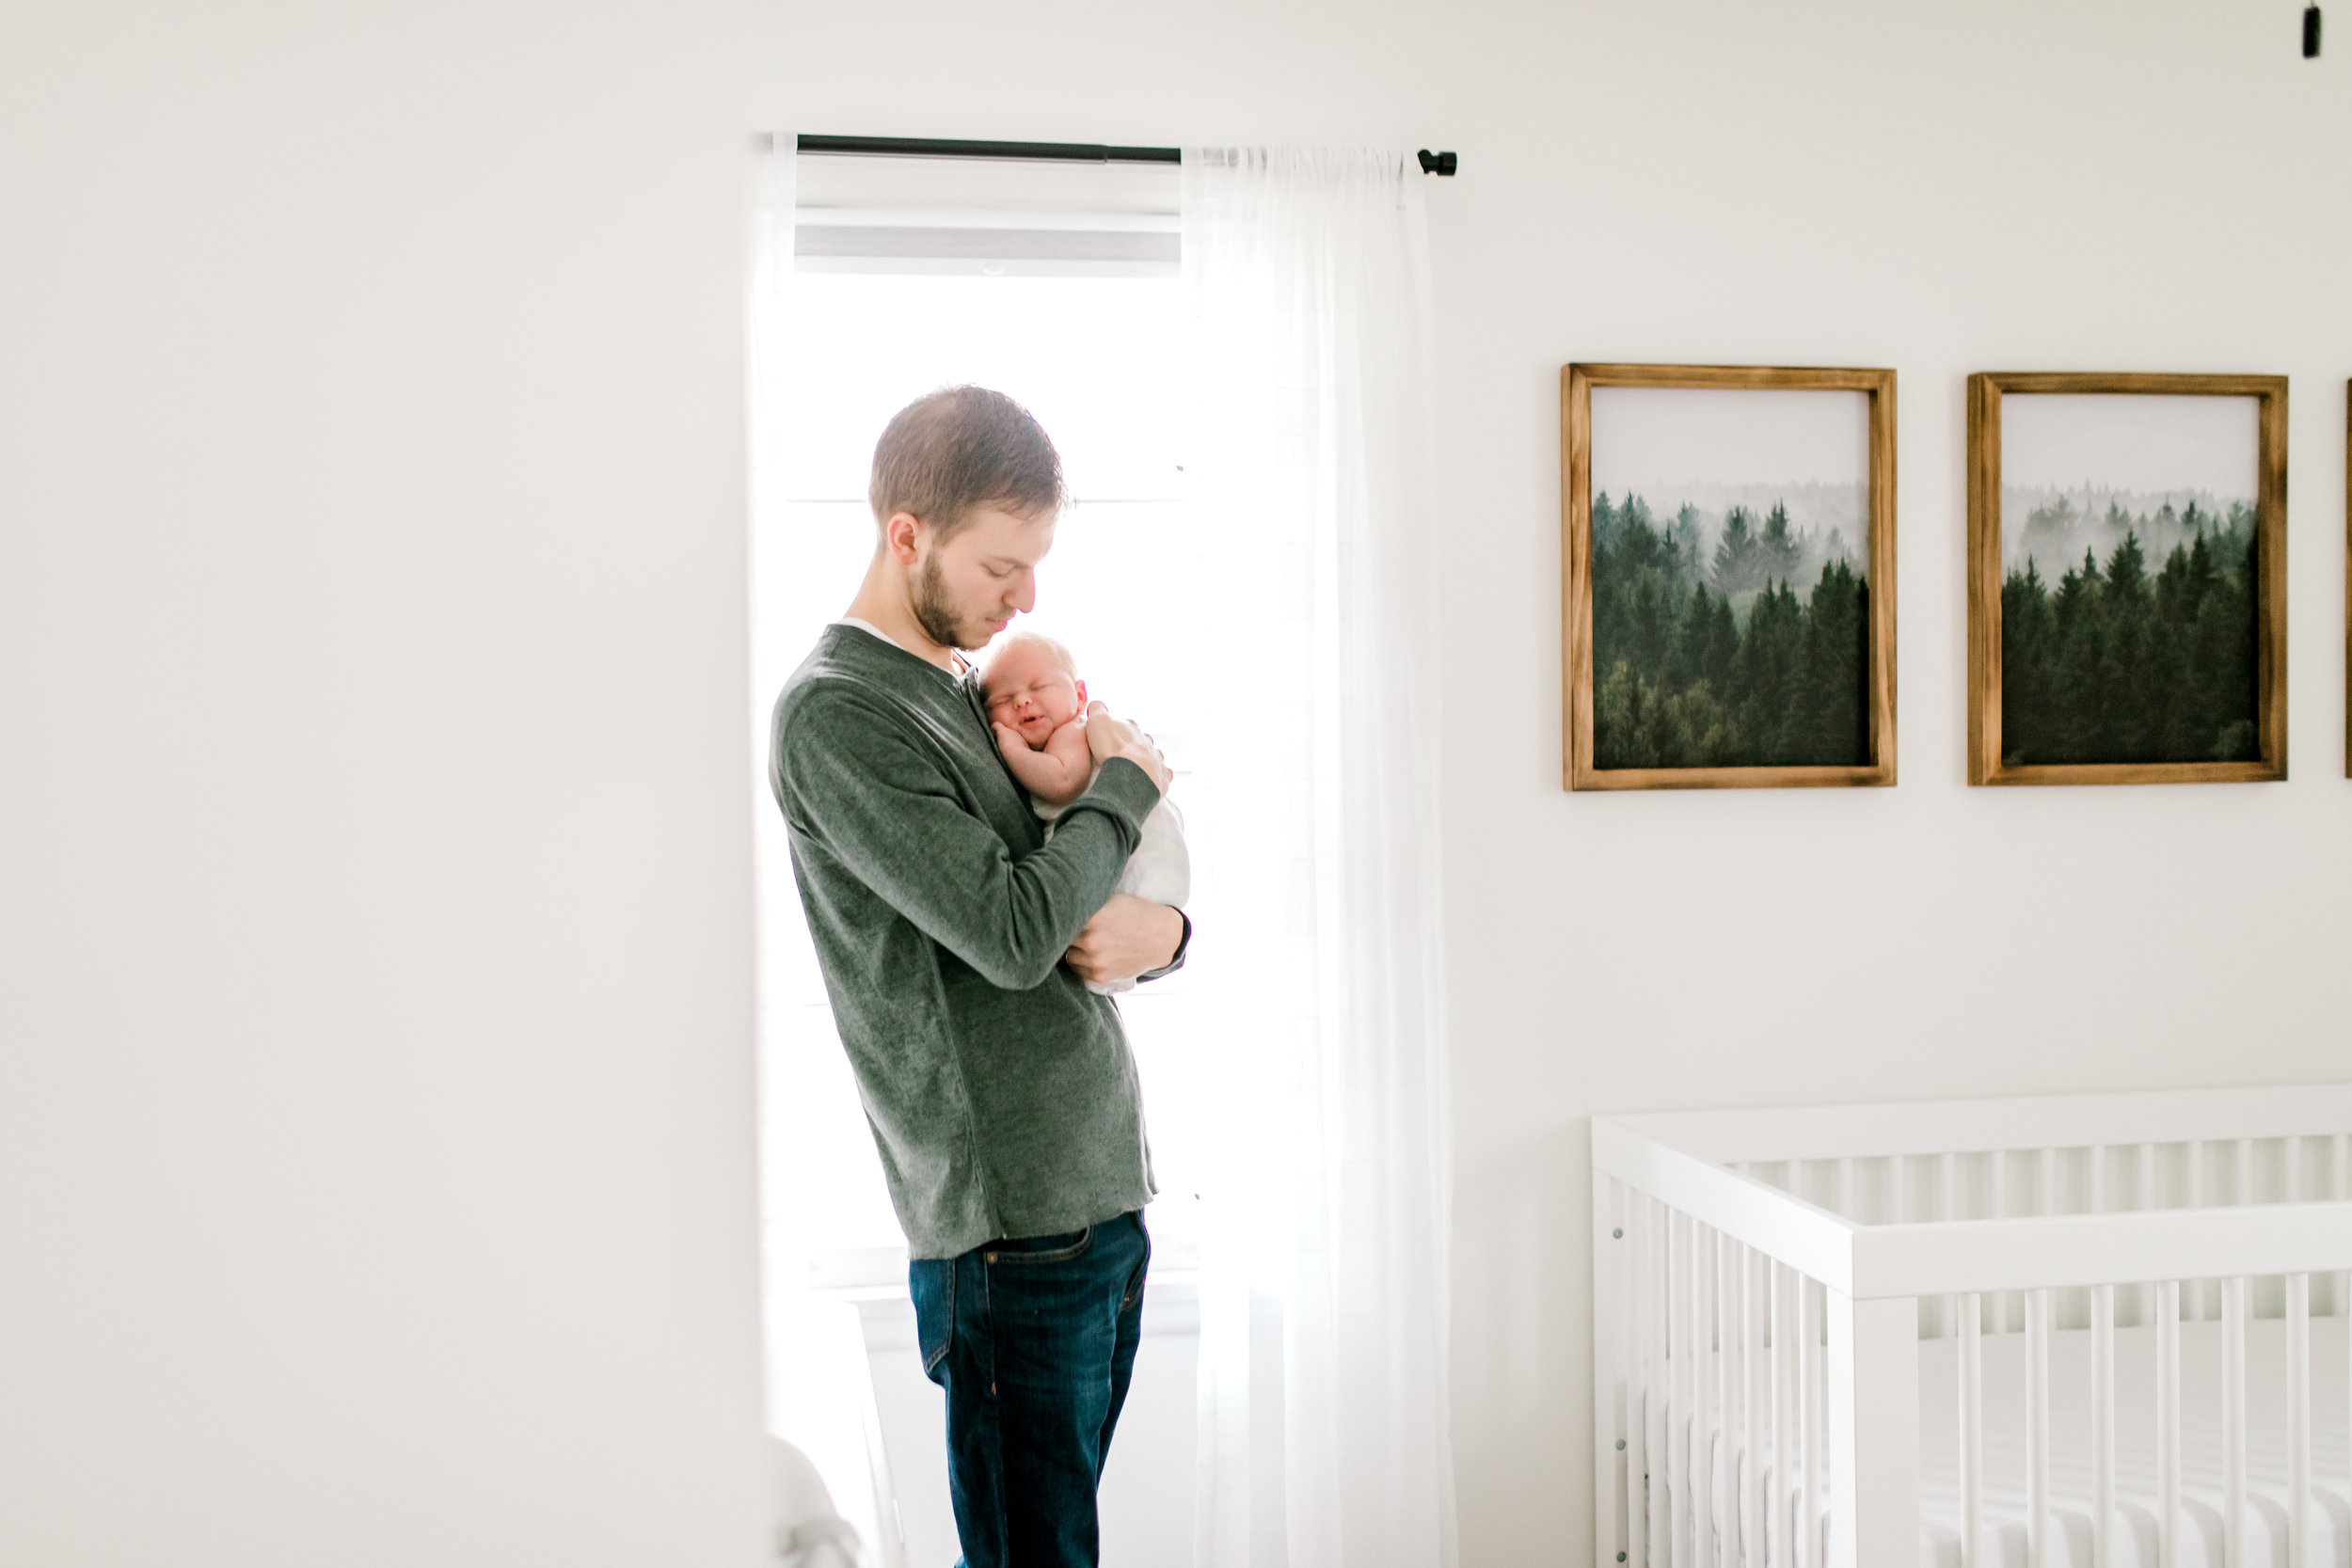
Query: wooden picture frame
1563 363 1898 791
1965 372 2287 786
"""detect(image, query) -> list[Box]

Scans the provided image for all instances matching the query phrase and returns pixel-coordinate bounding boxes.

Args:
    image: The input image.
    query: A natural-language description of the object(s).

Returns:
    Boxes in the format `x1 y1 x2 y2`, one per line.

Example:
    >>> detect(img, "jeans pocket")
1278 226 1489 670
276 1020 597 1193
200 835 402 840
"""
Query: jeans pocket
909 1257 954 1377
1120 1214 1151 1312
983 1225 1093 1265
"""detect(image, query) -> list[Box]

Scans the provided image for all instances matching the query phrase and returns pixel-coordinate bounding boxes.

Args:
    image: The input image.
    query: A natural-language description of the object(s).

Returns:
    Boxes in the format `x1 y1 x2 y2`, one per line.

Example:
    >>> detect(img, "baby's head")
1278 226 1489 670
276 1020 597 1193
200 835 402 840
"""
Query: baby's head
980 632 1088 751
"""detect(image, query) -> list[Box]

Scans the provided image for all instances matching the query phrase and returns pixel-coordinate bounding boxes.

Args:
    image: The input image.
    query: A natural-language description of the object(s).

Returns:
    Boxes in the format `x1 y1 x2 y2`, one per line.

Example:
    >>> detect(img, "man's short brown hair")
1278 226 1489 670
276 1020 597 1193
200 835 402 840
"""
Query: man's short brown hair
869 386 1067 540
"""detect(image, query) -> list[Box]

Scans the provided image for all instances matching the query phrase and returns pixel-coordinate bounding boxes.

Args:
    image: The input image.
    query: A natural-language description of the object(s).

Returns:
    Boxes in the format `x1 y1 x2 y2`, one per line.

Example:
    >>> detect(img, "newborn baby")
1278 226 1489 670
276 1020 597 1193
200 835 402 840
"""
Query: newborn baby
981 631 1189 995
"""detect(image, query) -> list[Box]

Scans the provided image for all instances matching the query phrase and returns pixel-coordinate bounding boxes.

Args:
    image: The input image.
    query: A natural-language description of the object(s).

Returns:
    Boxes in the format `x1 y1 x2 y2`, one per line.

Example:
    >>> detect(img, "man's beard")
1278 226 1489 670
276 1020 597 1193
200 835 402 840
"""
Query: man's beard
911 552 977 649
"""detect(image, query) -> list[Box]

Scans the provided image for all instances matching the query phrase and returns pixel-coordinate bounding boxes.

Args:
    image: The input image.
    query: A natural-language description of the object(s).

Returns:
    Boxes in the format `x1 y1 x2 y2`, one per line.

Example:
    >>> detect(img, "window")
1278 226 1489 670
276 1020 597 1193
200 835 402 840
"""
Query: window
751 159 1217 1293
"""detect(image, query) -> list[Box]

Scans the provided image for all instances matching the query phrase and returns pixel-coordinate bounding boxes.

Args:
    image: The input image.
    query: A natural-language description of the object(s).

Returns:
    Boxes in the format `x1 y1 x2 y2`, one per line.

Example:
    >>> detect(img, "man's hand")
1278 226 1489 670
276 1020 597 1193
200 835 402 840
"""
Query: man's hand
1083 702 1169 791
1065 895 1184 986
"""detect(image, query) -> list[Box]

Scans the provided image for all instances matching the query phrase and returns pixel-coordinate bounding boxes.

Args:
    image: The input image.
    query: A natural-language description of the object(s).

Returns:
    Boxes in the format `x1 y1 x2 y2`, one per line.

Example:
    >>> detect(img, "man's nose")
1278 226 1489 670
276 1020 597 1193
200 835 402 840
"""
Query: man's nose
1009 571 1036 614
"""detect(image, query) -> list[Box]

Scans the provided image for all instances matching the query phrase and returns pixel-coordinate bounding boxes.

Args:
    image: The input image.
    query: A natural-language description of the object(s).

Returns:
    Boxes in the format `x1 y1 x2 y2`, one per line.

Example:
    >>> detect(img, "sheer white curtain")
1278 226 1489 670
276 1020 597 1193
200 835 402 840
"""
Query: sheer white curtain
1181 147 1456 1568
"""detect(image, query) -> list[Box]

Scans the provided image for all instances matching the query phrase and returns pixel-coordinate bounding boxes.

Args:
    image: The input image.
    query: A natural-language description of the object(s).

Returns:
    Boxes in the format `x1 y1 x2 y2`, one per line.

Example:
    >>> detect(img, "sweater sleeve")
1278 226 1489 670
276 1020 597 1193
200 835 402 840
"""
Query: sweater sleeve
775 687 1163 991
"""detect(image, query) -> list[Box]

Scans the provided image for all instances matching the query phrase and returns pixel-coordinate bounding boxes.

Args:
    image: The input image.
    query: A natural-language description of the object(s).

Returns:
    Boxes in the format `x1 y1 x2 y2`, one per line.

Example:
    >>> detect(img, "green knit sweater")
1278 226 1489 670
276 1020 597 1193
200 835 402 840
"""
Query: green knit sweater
769 623 1165 1259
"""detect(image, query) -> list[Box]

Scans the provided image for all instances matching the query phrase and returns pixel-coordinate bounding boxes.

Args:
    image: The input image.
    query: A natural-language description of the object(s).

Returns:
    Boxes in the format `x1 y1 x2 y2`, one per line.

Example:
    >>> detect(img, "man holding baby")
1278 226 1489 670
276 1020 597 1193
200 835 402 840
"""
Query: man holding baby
768 386 1188 1568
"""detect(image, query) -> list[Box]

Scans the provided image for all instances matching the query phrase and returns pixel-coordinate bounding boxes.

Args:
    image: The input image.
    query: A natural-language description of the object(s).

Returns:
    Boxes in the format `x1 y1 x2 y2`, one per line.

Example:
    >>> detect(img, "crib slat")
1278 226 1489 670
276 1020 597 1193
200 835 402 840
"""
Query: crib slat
2342 1135 2352 1536
1684 1221 1699 1568
2026 1288 2051 1568
1655 1203 1674 1566
2287 1272 2310 1568
2187 1144 2207 1322
2033 1145 2060 1337
1717 1231 1735 1568
1694 1226 1714 1568
1670 1211 1688 1567
1629 1199 1645 1568
1935 1157 1953 1339
1598 1177 1626 1568
1991 1151 2010 1332
1802 1279 1821 1568
1628 1196 1642 1568
2233 1136 2252 1208
2223 1274 2247 1568
1745 1245 1763 1568
2157 1279 2181 1568
2090 1142 2106 1213
1772 1263 1791 1568
1960 1292 1983 1568
2137 1143 2158 1329
1889 1151 1906 1226
1629 1199 1649 1568
1660 1211 1677 1567
2342 1136 2352 1540
2092 1283 2114 1568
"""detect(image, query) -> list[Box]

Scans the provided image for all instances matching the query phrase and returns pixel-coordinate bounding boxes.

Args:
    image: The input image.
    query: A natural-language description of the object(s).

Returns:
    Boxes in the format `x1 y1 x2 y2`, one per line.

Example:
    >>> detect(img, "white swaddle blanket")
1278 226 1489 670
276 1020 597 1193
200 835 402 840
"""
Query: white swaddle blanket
1037 768 1189 996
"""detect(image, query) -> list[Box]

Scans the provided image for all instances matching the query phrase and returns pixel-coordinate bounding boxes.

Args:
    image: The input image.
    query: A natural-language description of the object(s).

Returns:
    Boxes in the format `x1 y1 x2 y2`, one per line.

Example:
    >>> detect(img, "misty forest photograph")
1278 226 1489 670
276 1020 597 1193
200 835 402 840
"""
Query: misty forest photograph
1994 392 2264 769
1585 385 1877 772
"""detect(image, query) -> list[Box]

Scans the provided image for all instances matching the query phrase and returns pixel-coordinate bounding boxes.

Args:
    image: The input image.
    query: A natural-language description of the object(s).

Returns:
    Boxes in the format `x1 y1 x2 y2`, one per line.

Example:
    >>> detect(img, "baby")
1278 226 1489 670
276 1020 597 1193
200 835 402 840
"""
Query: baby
981 631 1189 995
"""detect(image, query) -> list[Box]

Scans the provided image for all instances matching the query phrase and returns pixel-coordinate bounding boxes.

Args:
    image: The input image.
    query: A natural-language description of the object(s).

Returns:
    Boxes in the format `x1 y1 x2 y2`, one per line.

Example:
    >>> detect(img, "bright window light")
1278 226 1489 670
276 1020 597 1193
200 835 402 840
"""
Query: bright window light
753 268 1218 1272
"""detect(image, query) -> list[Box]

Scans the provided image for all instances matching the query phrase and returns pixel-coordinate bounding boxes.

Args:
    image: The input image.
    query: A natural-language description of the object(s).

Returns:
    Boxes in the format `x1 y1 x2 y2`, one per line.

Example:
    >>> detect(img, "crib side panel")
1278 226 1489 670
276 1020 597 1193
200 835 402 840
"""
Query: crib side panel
1598 1105 2352 1568
1595 1155 1886 1568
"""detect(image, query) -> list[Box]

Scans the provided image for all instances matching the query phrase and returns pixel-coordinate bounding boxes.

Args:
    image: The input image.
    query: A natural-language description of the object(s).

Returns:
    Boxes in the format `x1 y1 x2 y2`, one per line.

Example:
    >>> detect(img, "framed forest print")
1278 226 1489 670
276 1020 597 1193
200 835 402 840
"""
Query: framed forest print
1965 372 2286 785
1563 363 1897 790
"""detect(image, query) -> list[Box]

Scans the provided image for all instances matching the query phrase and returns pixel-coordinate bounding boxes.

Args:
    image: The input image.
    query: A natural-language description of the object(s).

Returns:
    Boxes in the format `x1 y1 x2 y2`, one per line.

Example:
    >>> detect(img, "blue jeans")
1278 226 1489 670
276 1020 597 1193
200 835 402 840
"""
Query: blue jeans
909 1211 1151 1568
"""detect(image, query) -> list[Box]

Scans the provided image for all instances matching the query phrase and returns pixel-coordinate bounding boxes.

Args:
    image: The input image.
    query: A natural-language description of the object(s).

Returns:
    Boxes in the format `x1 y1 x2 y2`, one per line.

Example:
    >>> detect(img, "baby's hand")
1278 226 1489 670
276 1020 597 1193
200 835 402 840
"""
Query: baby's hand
992 721 1035 757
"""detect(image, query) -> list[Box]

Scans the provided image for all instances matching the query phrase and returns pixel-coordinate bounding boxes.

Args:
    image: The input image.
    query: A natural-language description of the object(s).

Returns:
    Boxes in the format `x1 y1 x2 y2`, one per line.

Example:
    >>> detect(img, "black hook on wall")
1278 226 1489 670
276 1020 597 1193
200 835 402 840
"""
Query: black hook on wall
1417 150 1459 177
2305 5 2322 57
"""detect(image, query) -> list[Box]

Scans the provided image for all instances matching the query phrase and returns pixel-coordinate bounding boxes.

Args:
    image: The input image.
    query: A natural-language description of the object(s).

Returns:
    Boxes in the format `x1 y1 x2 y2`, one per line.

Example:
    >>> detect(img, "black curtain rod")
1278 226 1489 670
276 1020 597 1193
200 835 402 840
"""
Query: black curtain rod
796 134 1457 176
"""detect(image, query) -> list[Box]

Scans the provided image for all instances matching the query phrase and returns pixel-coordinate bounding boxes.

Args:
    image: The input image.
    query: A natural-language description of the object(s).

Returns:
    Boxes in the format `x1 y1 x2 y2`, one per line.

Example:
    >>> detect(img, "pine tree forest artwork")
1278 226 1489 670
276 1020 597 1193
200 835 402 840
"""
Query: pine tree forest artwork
1564 365 1897 791
1966 374 2286 786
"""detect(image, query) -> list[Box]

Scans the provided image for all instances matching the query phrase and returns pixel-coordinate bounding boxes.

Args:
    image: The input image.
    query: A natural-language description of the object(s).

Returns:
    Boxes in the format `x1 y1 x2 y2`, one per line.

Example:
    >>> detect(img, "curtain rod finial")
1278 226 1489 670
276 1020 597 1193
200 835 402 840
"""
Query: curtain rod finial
1416 149 1457 177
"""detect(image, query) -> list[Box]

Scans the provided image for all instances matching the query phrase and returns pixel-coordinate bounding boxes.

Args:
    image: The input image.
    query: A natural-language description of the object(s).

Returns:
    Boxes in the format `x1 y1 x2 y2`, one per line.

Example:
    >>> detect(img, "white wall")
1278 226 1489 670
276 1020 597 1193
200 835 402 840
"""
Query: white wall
10 2 2352 1565
0 2 771 1563
762 2 2352 1562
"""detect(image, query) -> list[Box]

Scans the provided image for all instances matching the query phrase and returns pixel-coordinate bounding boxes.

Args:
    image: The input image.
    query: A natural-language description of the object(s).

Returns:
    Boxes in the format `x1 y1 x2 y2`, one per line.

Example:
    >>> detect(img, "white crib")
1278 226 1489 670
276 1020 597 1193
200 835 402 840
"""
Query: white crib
1592 1085 2352 1568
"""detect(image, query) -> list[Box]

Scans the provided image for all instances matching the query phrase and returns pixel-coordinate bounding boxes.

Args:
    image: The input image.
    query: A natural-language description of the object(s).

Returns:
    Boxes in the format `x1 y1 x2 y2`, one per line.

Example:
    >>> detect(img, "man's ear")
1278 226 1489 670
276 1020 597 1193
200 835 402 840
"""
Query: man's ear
884 512 924 565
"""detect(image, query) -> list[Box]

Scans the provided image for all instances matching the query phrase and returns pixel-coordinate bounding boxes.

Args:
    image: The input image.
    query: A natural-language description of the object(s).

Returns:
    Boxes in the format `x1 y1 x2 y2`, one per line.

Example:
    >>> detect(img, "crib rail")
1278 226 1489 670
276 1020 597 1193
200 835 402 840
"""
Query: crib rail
1613 1083 2352 1168
1594 1085 2352 1568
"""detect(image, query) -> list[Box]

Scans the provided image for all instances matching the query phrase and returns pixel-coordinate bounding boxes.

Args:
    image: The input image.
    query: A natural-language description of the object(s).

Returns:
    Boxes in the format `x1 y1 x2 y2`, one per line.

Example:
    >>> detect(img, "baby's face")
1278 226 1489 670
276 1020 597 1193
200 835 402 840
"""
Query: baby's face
982 643 1085 749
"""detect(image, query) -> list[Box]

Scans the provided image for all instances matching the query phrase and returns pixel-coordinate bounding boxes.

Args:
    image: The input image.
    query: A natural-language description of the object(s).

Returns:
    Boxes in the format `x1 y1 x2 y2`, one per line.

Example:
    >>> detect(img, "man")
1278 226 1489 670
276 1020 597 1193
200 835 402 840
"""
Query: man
769 386 1187 1568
